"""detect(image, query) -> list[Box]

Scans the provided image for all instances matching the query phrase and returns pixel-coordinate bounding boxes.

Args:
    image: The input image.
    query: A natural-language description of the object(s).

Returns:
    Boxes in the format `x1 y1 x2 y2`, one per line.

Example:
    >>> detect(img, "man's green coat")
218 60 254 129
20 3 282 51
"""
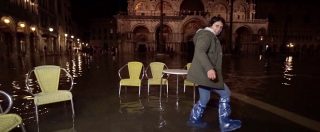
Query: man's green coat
187 29 224 89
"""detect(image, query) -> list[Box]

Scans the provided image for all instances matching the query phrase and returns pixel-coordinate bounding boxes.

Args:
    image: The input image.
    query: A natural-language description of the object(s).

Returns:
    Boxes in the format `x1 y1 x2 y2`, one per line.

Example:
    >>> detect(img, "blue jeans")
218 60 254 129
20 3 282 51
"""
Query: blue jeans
198 83 231 106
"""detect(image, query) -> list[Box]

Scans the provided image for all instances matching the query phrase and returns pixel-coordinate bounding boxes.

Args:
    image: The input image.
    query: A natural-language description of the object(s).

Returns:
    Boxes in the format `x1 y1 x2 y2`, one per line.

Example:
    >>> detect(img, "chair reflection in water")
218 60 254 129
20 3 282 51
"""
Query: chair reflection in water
25 65 75 126
145 62 168 96
118 61 144 97
0 90 26 132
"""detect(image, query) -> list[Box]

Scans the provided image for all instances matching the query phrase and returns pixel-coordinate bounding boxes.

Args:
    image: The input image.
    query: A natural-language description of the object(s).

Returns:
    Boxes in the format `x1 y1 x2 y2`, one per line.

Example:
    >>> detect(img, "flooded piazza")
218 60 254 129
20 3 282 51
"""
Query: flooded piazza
1 52 320 132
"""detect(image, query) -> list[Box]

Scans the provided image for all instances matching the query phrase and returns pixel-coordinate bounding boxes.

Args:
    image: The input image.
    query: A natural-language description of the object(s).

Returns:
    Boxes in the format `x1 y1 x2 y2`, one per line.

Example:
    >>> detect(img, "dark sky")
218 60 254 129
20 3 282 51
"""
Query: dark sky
71 0 127 25
70 0 319 26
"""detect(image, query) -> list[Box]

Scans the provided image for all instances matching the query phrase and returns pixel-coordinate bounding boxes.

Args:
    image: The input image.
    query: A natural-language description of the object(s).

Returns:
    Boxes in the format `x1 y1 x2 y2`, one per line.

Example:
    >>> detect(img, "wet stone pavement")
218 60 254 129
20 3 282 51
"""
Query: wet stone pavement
1 52 320 132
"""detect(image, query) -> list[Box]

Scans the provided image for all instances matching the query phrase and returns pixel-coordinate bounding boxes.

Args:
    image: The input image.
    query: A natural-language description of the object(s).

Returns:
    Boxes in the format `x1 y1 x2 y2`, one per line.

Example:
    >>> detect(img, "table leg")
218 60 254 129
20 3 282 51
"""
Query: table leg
176 75 179 94
160 77 162 98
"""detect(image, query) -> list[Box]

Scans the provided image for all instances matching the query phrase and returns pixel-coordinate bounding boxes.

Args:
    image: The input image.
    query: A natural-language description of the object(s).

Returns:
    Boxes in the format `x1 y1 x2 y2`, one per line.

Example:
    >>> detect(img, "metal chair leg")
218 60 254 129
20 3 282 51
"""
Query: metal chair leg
147 83 150 96
71 99 75 118
19 123 26 132
119 84 122 96
35 104 39 126
139 86 141 97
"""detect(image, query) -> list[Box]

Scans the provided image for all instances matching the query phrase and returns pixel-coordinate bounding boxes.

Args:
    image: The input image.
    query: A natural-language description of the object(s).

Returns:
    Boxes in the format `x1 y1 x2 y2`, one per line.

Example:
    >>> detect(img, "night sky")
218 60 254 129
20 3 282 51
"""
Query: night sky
71 0 127 25
70 0 319 27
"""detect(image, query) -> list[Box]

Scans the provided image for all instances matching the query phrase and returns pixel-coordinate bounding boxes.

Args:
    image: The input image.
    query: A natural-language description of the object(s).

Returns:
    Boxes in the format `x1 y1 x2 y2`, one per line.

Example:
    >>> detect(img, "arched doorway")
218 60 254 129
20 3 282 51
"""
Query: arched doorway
133 26 149 53
155 24 172 52
182 19 205 61
235 26 253 54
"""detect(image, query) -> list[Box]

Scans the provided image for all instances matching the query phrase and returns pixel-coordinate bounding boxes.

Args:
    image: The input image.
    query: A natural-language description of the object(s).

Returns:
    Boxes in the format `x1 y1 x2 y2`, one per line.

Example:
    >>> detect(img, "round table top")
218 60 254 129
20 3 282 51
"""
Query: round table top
163 69 188 75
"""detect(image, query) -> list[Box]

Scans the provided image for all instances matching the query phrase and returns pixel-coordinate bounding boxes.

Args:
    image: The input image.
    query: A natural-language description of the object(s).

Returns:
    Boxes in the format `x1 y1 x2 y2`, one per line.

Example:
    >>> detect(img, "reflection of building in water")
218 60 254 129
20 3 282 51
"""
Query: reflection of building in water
116 0 268 54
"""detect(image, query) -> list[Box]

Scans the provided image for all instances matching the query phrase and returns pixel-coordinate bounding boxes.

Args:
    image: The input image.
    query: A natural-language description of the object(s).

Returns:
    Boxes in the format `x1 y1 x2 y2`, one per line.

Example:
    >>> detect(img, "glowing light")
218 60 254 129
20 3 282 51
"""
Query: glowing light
286 42 294 48
65 34 68 37
49 27 54 32
71 35 74 39
30 26 36 31
3 18 10 24
19 23 25 28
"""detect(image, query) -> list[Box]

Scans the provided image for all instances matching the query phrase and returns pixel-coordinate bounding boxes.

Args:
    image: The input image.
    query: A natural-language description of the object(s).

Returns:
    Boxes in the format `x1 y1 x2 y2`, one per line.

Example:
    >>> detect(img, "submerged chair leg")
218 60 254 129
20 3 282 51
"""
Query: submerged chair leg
119 84 122 96
19 123 26 132
71 99 75 118
139 86 141 97
166 82 169 95
147 83 150 96
35 104 39 125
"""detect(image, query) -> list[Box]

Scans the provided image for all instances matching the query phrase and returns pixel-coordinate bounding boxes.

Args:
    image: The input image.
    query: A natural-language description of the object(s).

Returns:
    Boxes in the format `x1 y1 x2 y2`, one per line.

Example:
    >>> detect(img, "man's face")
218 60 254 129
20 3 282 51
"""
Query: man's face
211 21 224 35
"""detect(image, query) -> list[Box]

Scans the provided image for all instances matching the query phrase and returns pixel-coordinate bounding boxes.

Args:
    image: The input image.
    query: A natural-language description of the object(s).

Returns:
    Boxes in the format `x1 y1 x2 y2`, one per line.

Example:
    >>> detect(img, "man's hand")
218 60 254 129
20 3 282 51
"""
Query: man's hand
207 69 216 80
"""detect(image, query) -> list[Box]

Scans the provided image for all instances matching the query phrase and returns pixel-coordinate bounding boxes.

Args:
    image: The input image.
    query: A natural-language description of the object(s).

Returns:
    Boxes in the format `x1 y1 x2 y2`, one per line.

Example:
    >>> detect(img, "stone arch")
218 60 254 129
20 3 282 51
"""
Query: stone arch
155 24 173 52
180 16 207 33
132 25 150 52
257 28 267 36
182 19 206 42
181 17 206 60
235 26 255 54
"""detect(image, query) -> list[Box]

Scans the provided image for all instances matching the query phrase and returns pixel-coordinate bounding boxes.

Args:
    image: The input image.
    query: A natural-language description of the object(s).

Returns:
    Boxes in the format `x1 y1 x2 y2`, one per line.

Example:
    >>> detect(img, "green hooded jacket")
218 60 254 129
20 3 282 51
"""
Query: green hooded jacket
186 29 224 89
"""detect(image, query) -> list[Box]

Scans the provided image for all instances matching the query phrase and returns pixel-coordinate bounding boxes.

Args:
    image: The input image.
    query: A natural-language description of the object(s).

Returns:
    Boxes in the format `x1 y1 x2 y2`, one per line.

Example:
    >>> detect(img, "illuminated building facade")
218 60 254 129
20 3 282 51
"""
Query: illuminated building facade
0 0 77 60
116 0 268 54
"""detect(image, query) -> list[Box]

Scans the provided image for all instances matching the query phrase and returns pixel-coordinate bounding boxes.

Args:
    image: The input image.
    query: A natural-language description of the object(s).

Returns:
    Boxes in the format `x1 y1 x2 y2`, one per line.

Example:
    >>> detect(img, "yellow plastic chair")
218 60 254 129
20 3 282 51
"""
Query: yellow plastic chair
25 65 75 126
0 90 26 132
183 63 197 92
118 61 144 97
145 62 168 96
183 63 197 102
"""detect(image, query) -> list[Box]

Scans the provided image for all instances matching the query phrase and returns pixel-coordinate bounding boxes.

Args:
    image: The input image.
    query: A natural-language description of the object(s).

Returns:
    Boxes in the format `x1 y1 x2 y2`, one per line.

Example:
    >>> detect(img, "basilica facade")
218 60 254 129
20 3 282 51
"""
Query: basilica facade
116 0 268 54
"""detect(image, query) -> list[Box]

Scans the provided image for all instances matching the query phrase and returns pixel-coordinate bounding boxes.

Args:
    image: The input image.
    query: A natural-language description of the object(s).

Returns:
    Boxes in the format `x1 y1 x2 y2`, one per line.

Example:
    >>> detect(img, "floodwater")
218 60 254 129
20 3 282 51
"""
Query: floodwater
0 52 319 132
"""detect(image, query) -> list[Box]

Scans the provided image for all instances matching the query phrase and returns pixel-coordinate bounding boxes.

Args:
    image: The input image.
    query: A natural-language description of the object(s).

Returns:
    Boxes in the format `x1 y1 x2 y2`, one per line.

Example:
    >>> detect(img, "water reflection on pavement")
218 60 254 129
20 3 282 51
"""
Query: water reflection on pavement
0 52 319 132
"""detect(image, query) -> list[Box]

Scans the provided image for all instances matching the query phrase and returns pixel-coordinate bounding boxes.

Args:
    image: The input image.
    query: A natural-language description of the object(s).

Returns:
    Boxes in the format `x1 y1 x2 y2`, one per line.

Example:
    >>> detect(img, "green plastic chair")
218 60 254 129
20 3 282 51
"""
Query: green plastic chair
145 62 168 96
25 65 75 126
0 90 26 132
118 61 144 97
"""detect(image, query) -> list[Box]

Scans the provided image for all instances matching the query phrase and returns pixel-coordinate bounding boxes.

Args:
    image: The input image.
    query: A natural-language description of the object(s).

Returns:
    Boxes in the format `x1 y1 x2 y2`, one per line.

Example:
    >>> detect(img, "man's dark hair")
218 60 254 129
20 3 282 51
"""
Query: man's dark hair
208 16 226 26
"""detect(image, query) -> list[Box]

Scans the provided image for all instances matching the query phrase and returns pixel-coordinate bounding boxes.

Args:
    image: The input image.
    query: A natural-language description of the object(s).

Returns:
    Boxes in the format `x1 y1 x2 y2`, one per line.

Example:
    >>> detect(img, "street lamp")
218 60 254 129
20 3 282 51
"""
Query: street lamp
260 36 264 41
48 27 53 32
64 33 68 37
3 18 10 24
19 23 25 28
30 26 36 32
287 42 294 48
